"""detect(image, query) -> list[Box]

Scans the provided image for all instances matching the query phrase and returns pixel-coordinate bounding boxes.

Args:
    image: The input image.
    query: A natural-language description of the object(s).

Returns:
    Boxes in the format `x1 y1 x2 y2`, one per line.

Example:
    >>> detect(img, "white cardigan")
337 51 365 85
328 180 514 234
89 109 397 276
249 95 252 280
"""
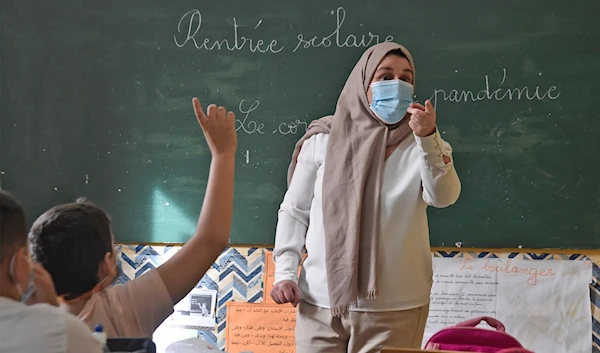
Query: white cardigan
273 130 461 311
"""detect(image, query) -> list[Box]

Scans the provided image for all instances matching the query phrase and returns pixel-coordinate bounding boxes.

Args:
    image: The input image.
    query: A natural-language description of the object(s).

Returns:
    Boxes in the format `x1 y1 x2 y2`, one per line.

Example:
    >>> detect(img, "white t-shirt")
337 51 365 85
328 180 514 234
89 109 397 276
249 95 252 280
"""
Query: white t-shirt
274 130 461 311
0 297 102 353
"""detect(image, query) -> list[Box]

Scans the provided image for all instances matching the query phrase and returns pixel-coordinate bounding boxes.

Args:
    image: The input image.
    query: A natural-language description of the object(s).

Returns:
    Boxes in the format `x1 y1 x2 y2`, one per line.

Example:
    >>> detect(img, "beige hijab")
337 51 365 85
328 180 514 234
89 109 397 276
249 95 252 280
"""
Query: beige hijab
287 42 415 317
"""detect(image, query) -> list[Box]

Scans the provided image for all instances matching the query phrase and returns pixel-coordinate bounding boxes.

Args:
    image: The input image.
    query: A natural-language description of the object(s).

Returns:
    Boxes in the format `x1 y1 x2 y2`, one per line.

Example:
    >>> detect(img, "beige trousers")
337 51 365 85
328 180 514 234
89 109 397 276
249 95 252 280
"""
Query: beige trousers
295 300 429 353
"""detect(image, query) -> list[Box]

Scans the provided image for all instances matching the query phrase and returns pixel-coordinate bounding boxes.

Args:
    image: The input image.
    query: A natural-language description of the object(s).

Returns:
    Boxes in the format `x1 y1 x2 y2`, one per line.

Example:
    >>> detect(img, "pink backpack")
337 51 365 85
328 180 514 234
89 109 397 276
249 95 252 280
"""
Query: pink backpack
424 317 532 352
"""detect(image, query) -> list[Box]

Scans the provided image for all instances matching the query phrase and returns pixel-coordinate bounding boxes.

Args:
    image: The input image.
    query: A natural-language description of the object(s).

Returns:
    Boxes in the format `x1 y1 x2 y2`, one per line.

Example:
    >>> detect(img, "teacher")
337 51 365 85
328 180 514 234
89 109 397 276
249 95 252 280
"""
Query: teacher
271 42 461 352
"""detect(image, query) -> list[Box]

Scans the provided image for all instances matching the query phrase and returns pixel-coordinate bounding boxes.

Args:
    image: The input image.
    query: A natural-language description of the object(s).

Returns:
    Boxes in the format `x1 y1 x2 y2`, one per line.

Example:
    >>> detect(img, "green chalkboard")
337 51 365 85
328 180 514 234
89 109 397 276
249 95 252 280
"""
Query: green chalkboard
2 0 599 247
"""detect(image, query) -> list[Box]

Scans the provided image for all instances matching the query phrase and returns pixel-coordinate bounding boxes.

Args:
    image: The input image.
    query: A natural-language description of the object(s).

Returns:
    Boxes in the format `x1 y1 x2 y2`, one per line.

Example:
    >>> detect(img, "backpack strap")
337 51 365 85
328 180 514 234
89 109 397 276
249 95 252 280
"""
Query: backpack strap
455 316 506 332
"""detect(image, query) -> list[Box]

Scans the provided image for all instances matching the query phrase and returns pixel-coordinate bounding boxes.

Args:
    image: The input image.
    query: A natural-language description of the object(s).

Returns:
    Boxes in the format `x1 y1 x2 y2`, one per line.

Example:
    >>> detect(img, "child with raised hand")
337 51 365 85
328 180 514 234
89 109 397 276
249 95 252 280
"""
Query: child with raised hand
0 190 102 353
28 98 237 338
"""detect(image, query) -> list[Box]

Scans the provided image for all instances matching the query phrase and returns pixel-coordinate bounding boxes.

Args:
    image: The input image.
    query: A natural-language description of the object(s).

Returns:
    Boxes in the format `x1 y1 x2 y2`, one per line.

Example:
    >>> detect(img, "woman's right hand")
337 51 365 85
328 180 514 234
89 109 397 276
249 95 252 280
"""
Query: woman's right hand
270 280 302 307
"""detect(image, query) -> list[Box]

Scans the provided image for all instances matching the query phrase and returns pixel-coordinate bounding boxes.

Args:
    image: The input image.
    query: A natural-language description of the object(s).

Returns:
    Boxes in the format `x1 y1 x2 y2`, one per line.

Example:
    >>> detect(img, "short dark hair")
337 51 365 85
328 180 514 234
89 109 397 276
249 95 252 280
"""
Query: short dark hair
29 198 113 299
0 191 28 262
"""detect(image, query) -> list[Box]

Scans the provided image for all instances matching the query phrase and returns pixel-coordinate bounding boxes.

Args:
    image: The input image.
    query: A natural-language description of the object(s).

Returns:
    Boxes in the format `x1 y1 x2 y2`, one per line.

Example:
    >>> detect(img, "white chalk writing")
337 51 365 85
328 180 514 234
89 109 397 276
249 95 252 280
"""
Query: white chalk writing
235 67 561 138
174 10 284 54
235 100 308 136
275 120 308 135
237 100 265 135
431 69 561 108
292 8 393 52
174 7 392 54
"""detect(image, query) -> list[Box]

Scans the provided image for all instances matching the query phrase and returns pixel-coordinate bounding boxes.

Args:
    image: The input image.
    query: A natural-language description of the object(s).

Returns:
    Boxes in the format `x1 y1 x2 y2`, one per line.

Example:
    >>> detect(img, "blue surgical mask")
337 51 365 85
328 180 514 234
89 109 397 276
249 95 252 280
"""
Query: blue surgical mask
9 252 36 303
369 80 414 124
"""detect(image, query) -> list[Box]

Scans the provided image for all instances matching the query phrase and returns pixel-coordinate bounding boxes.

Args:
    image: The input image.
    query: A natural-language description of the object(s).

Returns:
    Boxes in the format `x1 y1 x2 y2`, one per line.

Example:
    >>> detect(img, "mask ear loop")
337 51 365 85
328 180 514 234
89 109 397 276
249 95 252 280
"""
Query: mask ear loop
58 261 118 304
8 253 25 297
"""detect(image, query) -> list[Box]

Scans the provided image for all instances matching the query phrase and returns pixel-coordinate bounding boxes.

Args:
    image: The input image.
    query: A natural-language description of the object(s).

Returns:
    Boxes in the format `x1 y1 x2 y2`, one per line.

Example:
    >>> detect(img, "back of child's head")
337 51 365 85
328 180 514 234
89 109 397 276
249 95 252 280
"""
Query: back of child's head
29 198 113 300
0 191 28 264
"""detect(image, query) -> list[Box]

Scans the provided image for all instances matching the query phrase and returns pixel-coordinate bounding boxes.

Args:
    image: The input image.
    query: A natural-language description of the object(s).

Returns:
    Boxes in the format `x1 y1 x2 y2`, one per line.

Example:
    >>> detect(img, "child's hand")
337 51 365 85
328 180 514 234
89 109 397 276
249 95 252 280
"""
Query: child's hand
159 98 237 305
26 263 59 307
192 98 237 157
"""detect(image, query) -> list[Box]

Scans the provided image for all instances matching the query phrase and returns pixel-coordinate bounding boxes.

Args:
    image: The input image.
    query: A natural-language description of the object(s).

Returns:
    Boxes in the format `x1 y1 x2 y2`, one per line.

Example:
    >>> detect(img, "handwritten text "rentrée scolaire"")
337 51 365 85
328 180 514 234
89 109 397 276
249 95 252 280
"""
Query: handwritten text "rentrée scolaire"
459 258 555 286
174 7 393 54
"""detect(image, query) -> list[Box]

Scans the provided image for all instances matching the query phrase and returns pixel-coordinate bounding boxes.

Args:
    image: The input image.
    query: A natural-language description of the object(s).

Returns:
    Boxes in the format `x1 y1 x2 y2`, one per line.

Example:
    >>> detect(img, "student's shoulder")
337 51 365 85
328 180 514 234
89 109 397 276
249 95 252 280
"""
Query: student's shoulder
29 302 70 318
31 303 89 330
0 303 68 351
63 312 102 352
100 268 169 302
33 302 103 352
18 304 68 338
62 310 94 337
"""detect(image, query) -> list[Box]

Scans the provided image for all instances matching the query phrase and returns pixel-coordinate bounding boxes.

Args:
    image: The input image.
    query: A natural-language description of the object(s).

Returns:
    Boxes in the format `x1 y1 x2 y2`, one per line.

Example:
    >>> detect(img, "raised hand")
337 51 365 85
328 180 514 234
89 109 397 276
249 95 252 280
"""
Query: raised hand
156 99 237 305
192 98 237 157
407 100 437 137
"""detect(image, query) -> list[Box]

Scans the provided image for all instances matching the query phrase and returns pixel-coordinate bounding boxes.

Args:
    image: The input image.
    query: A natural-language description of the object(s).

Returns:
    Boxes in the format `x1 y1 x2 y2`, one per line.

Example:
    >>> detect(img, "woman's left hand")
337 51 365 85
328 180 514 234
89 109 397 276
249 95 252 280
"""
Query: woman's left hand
407 100 436 137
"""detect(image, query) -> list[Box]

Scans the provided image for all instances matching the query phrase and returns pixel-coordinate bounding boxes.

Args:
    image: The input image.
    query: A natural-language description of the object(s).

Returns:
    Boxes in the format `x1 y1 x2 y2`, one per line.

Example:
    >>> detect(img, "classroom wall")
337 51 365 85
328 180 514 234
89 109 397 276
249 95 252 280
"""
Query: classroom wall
115 245 600 351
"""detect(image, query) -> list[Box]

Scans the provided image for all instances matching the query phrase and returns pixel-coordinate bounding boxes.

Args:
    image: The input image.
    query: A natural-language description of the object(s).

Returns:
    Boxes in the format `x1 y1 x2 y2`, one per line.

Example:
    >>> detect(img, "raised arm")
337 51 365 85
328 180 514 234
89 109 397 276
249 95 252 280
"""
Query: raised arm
407 100 461 208
415 130 461 207
157 98 237 304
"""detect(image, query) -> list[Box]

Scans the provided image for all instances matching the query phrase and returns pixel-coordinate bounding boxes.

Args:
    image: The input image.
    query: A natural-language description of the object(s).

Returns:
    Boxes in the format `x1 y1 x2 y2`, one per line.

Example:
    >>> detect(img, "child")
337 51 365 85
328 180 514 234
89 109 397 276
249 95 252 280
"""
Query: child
28 98 237 338
0 191 101 353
